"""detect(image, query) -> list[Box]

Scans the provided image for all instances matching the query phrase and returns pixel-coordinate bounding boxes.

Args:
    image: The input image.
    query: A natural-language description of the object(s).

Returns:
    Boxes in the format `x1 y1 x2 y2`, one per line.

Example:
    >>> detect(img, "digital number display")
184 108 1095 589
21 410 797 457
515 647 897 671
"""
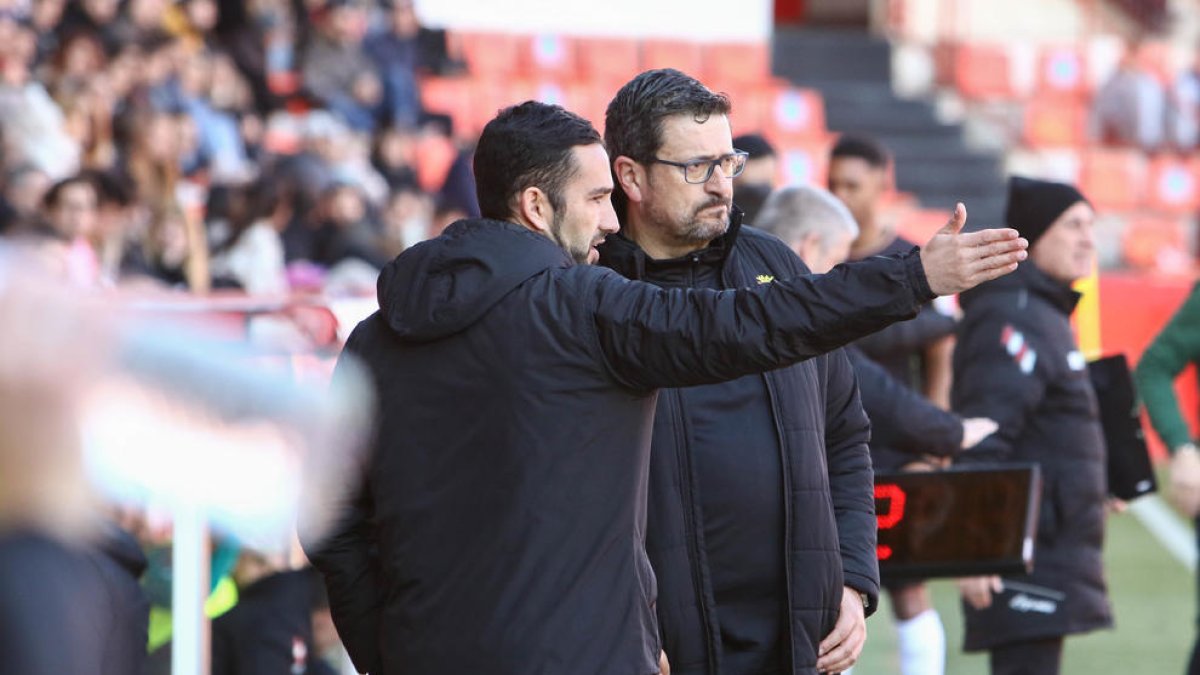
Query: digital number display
874 464 1042 580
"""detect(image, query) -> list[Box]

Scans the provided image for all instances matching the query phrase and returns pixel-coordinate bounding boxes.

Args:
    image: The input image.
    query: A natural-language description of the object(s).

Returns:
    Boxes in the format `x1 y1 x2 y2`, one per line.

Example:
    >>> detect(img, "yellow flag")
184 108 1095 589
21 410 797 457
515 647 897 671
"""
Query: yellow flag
1073 263 1102 360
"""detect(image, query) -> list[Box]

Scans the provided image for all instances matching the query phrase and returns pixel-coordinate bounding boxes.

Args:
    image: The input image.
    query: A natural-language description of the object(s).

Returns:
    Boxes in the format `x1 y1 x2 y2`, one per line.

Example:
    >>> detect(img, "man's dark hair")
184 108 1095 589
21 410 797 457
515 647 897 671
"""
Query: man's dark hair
604 69 731 222
733 133 776 159
473 101 602 222
830 134 890 169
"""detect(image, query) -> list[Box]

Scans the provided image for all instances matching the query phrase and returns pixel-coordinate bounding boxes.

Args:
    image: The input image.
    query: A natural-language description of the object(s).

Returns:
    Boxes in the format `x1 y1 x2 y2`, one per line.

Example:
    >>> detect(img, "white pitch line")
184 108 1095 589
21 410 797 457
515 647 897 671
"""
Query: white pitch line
1129 495 1197 572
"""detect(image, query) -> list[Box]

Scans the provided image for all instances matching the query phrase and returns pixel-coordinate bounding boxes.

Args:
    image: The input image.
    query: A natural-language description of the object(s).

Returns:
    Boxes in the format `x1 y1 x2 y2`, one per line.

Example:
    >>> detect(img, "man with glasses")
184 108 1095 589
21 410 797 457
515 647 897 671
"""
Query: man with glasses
598 69 925 675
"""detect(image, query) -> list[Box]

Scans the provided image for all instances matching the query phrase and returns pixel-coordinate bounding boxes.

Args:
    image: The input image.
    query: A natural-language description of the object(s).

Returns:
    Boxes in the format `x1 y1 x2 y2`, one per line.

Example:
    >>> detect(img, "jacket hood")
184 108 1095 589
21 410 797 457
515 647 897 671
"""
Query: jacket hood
959 260 1081 316
377 218 573 342
597 206 744 281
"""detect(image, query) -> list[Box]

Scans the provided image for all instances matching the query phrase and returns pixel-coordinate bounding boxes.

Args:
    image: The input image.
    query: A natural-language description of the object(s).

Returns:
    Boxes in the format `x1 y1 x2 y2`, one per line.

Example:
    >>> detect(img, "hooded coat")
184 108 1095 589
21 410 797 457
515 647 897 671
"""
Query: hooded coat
952 262 1113 650
303 217 934 675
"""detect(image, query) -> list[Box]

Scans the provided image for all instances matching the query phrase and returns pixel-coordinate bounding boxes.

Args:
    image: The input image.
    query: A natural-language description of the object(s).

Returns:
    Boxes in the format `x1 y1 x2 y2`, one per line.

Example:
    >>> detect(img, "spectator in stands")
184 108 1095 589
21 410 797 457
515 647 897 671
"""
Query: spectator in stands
300 0 383 132
0 19 80 180
57 0 124 54
954 176 1114 675
31 0 67 66
179 48 255 183
40 174 102 286
1093 41 1167 152
731 132 776 223
371 123 419 190
312 181 389 269
756 184 999 465
1135 283 1200 674
363 0 422 128
126 200 212 292
210 176 291 294
82 168 139 284
1167 49 1200 152
302 99 1025 675
379 181 432 256
829 133 957 675
0 164 51 233
118 106 183 206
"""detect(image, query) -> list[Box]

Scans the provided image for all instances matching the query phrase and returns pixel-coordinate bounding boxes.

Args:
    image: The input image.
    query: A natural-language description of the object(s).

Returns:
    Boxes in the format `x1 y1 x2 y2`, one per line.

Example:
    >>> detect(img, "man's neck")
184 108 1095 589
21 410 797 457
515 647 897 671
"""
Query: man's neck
849 217 895 260
622 216 706 261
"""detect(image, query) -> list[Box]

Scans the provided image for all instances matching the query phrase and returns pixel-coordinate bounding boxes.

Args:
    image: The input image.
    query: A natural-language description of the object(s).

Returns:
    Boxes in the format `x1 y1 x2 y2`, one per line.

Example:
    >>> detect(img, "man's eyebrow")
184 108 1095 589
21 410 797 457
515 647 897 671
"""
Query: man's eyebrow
588 186 613 197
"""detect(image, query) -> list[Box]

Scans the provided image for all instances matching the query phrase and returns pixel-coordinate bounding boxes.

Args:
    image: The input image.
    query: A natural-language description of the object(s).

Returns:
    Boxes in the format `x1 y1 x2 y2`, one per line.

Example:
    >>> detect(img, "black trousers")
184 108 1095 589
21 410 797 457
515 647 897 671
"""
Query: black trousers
988 637 1064 675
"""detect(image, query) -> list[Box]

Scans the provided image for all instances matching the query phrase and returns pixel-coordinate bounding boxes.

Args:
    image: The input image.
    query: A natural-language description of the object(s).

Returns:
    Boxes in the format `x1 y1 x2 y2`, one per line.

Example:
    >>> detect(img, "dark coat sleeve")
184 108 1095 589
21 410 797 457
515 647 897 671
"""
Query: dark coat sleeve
822 347 880 615
588 249 936 391
951 312 1048 463
299 332 383 675
847 345 964 457
854 303 956 359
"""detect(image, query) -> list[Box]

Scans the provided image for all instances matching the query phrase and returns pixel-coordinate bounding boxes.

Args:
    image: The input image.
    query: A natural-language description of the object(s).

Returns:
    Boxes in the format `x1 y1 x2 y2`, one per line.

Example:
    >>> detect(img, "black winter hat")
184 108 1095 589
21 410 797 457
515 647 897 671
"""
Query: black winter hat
1004 176 1090 247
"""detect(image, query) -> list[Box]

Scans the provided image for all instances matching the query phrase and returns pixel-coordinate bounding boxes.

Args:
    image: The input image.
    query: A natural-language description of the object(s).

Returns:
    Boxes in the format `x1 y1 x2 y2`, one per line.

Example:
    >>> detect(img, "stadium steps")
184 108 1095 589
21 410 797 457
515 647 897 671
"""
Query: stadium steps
771 27 1008 230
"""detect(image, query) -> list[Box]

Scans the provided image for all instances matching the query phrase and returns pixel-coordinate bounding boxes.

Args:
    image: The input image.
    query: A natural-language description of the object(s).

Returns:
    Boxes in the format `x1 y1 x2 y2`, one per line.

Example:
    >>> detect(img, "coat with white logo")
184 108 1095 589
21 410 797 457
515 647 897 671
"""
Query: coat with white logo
952 262 1113 650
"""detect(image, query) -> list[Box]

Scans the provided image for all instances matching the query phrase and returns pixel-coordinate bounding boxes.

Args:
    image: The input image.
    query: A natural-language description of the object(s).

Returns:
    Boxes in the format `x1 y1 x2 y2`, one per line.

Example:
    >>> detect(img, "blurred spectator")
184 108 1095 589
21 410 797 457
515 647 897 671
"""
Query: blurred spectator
429 194 467 239
732 132 776 223
57 0 124 54
179 49 256 183
124 200 213 292
0 164 51 233
371 123 418 189
1167 50 1200 152
300 0 383 132
313 181 389 269
81 168 139 284
1093 41 1167 151
118 106 183 205
30 0 67 65
379 181 431 256
0 18 80 179
210 176 291 294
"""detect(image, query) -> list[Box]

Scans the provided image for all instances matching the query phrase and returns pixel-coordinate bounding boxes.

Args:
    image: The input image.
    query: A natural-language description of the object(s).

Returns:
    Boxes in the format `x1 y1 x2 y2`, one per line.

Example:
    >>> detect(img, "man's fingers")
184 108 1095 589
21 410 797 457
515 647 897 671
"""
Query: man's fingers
818 619 851 656
972 237 1029 262
956 227 1022 247
817 630 864 673
935 202 968 236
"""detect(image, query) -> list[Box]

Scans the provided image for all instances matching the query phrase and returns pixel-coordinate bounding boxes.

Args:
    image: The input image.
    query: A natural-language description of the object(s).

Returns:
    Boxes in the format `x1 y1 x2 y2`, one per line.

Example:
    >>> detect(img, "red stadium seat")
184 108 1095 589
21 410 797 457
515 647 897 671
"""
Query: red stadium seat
457 32 523 77
764 86 826 140
1147 157 1200 214
1080 149 1147 212
521 34 578 77
1122 216 1191 271
1023 98 1088 147
419 76 475 132
776 138 835 187
1038 46 1088 97
953 44 1017 100
575 38 642 84
641 39 704 75
702 42 771 87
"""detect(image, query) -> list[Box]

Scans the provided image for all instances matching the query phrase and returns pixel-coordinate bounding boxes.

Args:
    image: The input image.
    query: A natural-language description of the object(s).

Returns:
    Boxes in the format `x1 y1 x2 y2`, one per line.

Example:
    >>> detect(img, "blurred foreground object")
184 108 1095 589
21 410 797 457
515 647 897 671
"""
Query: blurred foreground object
0 243 373 674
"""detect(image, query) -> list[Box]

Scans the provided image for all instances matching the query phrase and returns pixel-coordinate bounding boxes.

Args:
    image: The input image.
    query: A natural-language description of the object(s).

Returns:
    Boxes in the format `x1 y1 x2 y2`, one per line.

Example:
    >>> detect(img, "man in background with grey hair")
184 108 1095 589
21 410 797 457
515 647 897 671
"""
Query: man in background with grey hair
757 185 999 479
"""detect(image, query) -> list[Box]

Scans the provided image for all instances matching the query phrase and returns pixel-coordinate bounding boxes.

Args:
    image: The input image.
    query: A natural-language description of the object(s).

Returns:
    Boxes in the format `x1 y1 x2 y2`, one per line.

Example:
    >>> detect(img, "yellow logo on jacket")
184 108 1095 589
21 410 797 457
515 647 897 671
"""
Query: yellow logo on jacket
756 274 774 285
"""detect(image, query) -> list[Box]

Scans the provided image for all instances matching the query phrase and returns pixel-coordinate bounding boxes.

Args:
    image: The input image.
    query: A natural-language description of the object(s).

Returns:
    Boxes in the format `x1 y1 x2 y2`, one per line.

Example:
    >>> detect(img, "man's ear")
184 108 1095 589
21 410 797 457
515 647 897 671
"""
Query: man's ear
515 186 553 234
613 156 645 205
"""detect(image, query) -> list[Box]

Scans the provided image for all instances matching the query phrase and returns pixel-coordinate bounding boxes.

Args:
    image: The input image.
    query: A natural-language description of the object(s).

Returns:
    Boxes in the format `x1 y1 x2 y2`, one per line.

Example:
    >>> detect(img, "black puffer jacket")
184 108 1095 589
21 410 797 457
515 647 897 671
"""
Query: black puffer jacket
952 262 1113 649
303 218 933 675
598 218 878 675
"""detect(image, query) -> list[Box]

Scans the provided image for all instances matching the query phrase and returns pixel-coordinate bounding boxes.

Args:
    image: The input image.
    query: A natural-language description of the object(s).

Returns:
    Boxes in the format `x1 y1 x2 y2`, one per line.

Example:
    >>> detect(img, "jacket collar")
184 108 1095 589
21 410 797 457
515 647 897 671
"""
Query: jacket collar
597 206 744 282
960 259 1082 316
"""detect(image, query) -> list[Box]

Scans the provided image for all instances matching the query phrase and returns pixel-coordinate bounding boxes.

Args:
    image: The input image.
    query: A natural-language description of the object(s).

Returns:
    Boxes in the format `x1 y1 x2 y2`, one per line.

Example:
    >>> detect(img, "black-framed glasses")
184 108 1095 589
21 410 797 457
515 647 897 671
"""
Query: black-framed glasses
649 150 749 184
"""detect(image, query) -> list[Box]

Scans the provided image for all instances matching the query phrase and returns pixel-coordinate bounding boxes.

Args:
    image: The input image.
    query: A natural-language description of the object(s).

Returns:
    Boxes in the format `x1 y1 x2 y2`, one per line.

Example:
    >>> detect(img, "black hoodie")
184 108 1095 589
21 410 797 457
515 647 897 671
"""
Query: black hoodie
303 217 935 675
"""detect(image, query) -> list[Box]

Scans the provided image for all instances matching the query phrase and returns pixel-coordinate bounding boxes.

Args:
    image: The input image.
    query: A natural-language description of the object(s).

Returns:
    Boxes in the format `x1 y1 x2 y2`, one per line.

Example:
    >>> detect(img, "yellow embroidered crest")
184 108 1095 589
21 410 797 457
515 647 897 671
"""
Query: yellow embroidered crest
756 274 775 285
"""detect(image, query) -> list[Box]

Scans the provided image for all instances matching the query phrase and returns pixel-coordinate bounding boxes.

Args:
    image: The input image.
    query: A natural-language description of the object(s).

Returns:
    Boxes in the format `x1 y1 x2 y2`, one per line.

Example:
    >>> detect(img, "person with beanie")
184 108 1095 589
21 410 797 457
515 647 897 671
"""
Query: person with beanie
951 175 1115 675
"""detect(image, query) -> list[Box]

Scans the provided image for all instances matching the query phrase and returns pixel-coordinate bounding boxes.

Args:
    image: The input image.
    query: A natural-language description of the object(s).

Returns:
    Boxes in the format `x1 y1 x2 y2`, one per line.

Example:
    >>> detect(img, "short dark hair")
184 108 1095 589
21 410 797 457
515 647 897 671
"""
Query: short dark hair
41 175 95 210
604 69 731 222
473 101 602 222
733 133 776 159
830 134 890 169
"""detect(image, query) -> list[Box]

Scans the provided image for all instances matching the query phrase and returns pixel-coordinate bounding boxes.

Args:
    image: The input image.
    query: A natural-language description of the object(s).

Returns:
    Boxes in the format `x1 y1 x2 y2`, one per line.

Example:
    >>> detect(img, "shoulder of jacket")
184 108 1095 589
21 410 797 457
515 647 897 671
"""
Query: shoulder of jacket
735 226 807 275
